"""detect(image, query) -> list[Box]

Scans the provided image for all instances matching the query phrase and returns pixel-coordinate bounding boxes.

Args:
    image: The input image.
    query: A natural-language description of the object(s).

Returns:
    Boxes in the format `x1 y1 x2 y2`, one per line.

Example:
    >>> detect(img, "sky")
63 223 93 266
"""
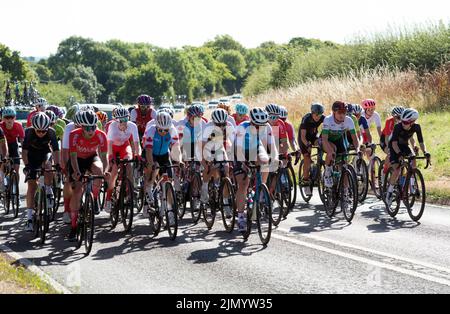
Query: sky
0 0 448 57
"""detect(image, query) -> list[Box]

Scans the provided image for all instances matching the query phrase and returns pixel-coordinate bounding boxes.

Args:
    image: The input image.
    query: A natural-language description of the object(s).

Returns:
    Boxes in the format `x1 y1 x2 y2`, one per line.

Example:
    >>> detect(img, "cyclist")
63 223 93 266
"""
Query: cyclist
0 107 24 183
234 107 276 232
279 106 300 155
130 95 157 139
97 111 108 130
385 109 430 207
200 109 236 217
352 104 372 145
22 113 60 232
298 103 326 196
217 102 237 128
321 101 360 189
26 98 48 128
232 103 250 126
142 112 181 224
47 105 69 127
361 99 382 140
177 105 206 158
104 108 141 213
45 110 65 141
68 110 110 241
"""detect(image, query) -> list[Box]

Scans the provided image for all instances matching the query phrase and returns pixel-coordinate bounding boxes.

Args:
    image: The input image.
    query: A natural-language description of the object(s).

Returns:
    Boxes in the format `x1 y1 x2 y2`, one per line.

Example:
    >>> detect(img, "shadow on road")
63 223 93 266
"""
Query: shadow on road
361 203 420 233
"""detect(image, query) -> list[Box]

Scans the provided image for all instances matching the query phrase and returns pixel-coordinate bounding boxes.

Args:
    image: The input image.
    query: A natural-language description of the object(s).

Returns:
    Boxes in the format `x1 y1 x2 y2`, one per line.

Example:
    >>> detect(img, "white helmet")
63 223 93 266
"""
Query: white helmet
115 107 130 119
250 107 269 126
265 103 280 116
32 112 51 130
159 108 174 119
401 108 419 123
45 110 57 124
279 106 288 119
34 97 48 108
156 112 172 129
79 110 98 126
211 108 228 125
391 106 405 117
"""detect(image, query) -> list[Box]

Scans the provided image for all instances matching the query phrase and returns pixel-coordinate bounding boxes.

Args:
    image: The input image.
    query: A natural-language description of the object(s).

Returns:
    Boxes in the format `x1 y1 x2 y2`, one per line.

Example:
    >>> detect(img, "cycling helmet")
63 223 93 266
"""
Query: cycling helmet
235 103 249 115
34 97 48 108
391 106 405 117
311 103 325 115
78 110 98 127
346 103 354 115
46 105 64 118
362 99 376 109
401 108 419 123
265 103 280 116
137 94 153 106
332 101 347 112
2 107 16 117
211 108 228 125
156 112 172 129
279 106 288 119
96 111 108 123
159 108 174 119
32 112 51 130
250 107 269 126
187 105 203 118
353 104 363 115
45 110 58 124
74 111 84 126
115 108 130 119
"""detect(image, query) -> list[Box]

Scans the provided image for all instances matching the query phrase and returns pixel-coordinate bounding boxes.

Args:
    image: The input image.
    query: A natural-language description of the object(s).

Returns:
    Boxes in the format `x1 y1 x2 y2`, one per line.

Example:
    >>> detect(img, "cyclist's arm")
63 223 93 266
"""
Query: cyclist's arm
415 124 427 154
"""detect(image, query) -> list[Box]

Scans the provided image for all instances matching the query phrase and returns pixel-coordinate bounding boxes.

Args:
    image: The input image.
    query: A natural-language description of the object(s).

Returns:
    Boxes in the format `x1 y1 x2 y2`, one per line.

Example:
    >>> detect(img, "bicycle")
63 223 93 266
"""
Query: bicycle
133 159 145 213
321 152 359 222
201 160 236 232
382 155 431 222
76 174 105 255
109 158 137 232
349 145 369 203
1 157 21 218
146 164 179 240
299 145 325 203
241 162 273 246
51 167 64 221
25 166 58 244
180 158 202 223
283 151 300 216
367 144 383 199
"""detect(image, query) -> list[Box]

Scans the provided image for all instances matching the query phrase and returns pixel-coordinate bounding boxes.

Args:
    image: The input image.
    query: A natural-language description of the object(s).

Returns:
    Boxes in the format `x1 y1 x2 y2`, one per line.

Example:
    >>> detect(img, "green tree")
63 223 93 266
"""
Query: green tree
0 43 32 80
217 50 246 94
64 65 103 103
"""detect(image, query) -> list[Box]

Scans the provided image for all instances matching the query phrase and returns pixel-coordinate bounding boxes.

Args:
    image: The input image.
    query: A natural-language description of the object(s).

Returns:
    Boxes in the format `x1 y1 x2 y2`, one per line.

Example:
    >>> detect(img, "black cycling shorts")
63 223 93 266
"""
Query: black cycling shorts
7 142 20 165
27 151 52 180
389 144 412 165
68 155 100 182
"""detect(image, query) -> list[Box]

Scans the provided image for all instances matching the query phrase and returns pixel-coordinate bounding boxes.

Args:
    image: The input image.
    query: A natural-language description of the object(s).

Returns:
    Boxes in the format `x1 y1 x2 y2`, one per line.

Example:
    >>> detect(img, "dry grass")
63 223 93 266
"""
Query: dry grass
246 63 450 122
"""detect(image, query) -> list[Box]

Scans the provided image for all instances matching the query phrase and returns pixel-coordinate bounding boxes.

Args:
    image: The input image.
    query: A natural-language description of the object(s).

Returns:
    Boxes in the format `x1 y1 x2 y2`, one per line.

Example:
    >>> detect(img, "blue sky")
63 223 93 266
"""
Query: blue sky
1 0 448 57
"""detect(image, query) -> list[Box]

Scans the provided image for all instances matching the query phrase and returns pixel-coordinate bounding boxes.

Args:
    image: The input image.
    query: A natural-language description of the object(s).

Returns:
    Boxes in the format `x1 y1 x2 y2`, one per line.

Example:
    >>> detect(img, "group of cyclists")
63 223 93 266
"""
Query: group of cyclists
0 93 431 247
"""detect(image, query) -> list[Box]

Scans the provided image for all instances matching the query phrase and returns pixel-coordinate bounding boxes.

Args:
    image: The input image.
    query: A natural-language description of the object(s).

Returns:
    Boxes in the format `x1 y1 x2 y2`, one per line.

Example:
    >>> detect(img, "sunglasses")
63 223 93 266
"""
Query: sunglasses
402 120 414 126
83 126 97 132
36 130 47 135
119 118 129 123
215 123 227 128
3 116 15 120
157 128 169 133
269 115 279 120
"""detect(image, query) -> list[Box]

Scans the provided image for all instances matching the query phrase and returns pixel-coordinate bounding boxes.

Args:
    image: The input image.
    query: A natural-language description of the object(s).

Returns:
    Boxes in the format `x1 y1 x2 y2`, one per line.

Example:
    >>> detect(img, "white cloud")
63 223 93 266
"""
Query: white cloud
0 0 448 56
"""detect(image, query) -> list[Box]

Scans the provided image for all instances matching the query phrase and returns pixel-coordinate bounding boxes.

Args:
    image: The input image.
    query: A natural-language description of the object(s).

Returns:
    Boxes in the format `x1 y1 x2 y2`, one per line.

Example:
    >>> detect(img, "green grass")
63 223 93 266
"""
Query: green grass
0 254 58 294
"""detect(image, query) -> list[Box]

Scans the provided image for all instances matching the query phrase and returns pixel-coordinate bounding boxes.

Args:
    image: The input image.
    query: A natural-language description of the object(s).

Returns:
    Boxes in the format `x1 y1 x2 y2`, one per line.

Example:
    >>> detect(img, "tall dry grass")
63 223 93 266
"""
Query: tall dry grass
246 63 450 123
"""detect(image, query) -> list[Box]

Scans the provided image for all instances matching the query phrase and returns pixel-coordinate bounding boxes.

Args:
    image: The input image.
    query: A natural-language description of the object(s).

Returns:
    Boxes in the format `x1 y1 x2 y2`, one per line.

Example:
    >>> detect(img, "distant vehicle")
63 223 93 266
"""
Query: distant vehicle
159 103 174 110
219 98 230 104
66 103 117 121
231 94 243 102
173 103 186 113
207 100 219 109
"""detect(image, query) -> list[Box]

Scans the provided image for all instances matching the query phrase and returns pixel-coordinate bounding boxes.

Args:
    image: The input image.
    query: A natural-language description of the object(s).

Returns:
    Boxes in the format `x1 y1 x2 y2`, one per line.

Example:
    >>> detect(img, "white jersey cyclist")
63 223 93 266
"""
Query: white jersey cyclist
202 121 236 162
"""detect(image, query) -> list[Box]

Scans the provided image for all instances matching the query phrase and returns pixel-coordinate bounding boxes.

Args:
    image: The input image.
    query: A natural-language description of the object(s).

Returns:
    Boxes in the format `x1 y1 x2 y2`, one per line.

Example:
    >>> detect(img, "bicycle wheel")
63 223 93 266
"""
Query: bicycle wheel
405 169 426 222
257 183 272 246
298 159 313 203
120 178 134 232
370 156 382 199
10 172 20 219
287 163 297 212
341 168 358 222
189 173 202 223
219 177 236 233
280 168 292 219
383 168 400 217
269 173 283 227
355 158 369 203
176 168 186 219
317 163 326 205
51 175 61 222
83 192 95 255
164 182 178 240
76 201 85 250
202 179 217 230
33 192 40 240
99 181 107 210
40 188 48 244
377 160 386 199
136 177 145 214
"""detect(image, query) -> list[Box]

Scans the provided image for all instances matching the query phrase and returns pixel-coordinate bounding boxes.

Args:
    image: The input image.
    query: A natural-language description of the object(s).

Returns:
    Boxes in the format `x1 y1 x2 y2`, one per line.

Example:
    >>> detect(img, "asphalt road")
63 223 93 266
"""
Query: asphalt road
1 177 450 294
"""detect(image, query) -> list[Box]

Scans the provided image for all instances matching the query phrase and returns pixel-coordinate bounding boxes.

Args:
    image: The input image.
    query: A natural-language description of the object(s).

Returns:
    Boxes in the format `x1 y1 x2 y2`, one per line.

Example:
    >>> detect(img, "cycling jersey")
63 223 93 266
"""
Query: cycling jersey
271 119 288 142
283 120 295 143
144 125 179 156
69 128 108 159
130 107 156 137
105 120 114 134
389 123 424 146
0 121 25 144
231 113 249 126
23 127 59 153
362 111 382 129
382 117 395 137
358 116 369 131
299 113 325 143
234 121 275 162
202 121 235 161
322 115 356 142
107 121 139 147
53 118 66 140
62 122 77 150
26 110 39 128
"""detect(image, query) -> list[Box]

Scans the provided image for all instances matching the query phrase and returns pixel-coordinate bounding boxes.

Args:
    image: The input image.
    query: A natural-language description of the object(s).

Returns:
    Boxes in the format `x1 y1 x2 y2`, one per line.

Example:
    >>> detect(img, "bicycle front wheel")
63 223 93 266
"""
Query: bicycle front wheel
84 192 95 255
164 182 178 240
120 179 134 232
286 163 297 213
355 158 369 203
270 173 283 227
189 173 202 224
10 172 20 219
220 177 236 233
341 168 358 222
298 159 313 203
383 168 400 217
203 180 217 230
405 169 426 222
256 183 272 246
370 156 382 199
